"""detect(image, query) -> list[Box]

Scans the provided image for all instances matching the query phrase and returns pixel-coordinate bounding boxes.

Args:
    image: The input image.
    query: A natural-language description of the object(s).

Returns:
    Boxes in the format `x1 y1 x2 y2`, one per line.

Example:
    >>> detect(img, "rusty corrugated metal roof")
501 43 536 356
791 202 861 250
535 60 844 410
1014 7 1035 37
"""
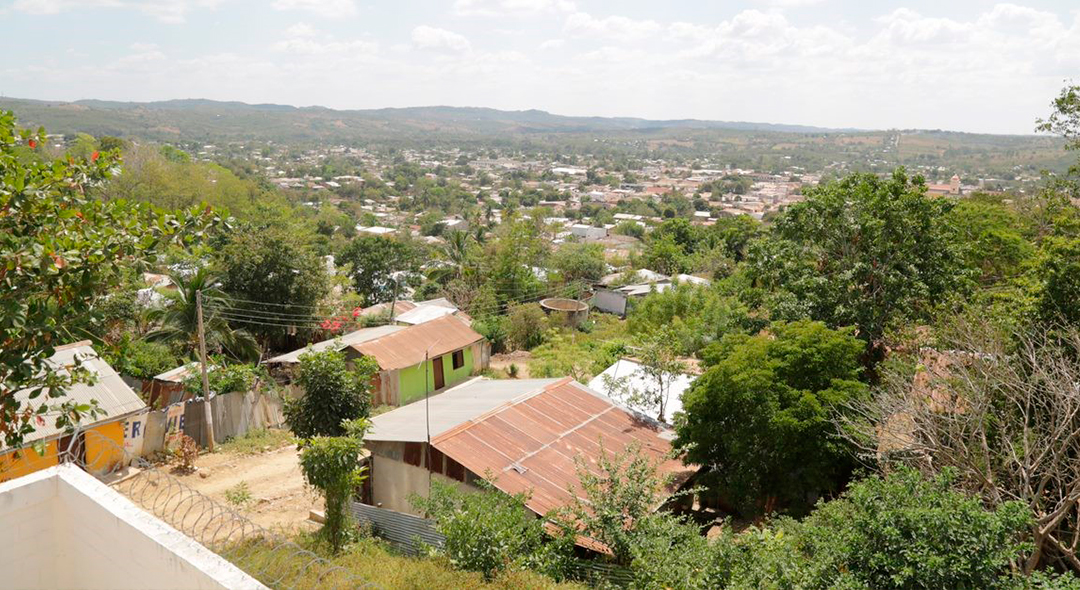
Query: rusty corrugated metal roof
351 315 483 371
431 378 696 518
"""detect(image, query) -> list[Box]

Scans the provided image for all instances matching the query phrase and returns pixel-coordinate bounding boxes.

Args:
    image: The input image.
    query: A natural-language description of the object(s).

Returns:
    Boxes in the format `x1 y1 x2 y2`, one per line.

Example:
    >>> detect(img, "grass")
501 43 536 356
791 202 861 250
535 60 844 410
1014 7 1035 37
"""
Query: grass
224 481 253 509
220 533 588 590
217 428 295 455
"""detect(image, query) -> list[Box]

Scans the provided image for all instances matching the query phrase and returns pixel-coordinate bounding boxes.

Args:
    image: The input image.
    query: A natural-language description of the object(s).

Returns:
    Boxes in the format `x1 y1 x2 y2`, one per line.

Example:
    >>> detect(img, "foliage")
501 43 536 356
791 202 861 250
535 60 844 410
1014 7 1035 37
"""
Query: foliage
298 435 367 553
0 110 216 449
184 362 266 396
677 320 868 515
627 281 754 356
106 337 180 380
338 235 420 306
413 480 575 581
554 441 678 567
748 168 968 365
144 268 261 362
507 303 548 351
215 223 330 348
1034 236 1080 328
549 242 606 284
217 428 294 455
175 434 199 473
284 349 377 439
224 481 253 508
601 327 686 423
472 314 510 354
530 328 627 382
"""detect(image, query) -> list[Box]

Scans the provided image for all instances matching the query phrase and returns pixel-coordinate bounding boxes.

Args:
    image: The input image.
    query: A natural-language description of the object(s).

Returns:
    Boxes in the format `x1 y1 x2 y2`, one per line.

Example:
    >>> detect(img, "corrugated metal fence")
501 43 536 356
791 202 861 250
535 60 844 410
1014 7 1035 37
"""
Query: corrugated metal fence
127 390 286 456
350 501 445 555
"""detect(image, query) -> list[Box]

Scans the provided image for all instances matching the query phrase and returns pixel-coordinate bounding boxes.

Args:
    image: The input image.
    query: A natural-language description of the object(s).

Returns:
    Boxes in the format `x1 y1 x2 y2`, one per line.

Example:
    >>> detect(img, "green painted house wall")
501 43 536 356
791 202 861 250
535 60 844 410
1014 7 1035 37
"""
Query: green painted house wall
397 346 475 406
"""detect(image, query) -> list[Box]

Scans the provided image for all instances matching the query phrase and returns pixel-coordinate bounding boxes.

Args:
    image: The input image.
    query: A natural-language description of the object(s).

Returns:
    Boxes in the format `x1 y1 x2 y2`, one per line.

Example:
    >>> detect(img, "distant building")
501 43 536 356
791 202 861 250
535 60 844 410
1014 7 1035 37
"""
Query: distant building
926 174 962 196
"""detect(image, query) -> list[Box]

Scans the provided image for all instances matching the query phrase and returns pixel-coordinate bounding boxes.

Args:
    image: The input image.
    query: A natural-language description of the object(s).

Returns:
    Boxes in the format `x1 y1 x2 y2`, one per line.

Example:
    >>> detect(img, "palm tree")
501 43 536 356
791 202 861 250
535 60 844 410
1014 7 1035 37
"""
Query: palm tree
145 268 260 362
443 230 471 279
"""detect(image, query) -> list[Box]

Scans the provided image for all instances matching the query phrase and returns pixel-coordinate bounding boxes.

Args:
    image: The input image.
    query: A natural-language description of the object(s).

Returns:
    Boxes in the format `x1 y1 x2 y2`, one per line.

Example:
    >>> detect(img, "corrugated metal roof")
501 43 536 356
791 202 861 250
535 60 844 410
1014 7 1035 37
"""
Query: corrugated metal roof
351 315 483 371
264 324 406 364
587 358 696 424
394 304 457 325
6 342 148 449
432 379 696 518
367 378 562 442
358 300 416 318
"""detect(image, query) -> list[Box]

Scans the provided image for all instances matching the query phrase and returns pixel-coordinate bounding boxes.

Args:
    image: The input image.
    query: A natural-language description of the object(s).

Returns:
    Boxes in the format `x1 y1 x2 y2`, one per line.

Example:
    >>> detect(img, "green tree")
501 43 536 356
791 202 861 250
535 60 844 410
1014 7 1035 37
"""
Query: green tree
215 224 330 348
506 303 548 351
144 269 260 362
602 328 686 423
749 168 967 366
298 434 367 553
1034 236 1080 328
0 111 214 449
627 282 753 356
677 320 867 515
284 349 376 439
338 235 419 306
550 241 606 284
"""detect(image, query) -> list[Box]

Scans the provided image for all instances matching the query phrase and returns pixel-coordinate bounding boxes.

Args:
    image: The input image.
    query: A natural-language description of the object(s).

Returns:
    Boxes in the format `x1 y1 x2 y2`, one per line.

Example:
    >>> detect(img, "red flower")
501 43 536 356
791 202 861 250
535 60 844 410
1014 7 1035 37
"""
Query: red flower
35 416 45 426
28 139 37 149
91 151 100 161
352 308 362 318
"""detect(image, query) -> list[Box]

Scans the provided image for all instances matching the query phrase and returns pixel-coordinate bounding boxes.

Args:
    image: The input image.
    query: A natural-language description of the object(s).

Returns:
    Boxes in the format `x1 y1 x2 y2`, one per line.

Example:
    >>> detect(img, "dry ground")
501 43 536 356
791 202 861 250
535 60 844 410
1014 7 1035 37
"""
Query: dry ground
489 350 533 378
173 434 321 532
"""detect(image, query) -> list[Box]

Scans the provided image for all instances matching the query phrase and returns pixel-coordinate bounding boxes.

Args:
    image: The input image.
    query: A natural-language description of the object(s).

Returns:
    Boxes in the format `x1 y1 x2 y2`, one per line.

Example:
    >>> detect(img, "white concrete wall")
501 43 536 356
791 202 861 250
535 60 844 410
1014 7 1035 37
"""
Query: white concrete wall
370 451 472 515
0 465 266 590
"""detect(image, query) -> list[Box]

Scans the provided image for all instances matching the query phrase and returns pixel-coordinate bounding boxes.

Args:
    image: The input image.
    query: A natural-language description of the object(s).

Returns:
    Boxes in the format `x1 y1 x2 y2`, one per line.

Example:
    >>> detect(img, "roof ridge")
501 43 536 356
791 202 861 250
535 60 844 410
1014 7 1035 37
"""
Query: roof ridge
54 340 93 351
431 377 572 444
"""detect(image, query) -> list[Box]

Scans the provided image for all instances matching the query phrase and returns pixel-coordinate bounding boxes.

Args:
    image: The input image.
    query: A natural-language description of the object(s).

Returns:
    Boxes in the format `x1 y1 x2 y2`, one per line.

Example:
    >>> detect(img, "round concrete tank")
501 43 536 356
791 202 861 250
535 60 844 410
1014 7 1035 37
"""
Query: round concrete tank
539 297 590 327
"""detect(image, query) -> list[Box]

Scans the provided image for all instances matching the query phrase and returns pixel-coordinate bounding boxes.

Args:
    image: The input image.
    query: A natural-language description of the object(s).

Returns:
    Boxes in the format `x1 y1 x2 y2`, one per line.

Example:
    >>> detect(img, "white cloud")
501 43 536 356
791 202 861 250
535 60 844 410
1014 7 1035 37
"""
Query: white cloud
564 12 662 40
454 0 575 17
538 38 565 50
273 22 376 55
271 0 358 18
411 25 472 53
12 0 222 23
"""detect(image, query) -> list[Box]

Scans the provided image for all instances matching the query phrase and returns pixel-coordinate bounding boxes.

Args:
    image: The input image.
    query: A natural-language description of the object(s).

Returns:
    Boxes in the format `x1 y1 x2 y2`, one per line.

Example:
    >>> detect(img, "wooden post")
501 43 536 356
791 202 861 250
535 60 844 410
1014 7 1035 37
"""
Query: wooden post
196 290 215 451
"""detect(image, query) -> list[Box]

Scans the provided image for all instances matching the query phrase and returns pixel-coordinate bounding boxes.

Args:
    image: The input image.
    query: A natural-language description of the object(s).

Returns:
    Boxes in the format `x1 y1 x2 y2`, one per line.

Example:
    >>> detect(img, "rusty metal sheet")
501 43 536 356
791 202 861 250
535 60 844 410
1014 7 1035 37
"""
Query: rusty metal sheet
351 315 483 371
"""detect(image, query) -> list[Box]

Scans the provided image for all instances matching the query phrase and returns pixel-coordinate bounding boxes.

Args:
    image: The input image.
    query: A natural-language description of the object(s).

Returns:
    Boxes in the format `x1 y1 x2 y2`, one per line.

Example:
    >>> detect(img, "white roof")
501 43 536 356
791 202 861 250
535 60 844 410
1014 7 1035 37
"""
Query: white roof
6 343 147 448
587 358 696 424
367 378 563 442
673 274 711 286
264 324 406 364
394 304 457 325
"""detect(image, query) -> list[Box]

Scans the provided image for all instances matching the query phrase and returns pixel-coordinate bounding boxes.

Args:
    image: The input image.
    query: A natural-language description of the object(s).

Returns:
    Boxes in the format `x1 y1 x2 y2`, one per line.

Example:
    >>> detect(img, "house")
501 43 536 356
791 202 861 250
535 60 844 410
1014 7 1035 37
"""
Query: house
393 297 470 326
587 358 697 424
265 316 487 407
570 224 608 241
0 464 264 589
142 362 203 409
592 271 710 317
439 216 469 232
0 342 149 482
351 315 488 406
364 377 697 535
926 174 962 196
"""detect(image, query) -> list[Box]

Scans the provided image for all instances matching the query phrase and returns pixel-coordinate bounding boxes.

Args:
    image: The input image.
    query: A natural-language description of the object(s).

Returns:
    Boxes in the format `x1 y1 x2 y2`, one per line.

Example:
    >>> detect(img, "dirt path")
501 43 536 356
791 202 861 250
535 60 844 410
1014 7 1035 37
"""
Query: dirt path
489 351 533 378
174 444 322 532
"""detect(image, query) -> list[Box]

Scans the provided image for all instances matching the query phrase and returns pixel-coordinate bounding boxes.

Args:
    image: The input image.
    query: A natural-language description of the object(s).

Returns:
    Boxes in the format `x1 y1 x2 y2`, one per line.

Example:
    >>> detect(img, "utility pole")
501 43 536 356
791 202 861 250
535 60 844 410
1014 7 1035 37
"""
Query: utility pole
389 275 400 323
195 290 215 451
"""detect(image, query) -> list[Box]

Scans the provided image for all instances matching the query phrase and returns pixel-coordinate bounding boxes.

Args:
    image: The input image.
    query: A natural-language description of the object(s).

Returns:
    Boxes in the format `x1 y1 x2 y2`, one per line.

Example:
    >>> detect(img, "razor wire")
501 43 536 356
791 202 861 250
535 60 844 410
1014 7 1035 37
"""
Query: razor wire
55 428 379 590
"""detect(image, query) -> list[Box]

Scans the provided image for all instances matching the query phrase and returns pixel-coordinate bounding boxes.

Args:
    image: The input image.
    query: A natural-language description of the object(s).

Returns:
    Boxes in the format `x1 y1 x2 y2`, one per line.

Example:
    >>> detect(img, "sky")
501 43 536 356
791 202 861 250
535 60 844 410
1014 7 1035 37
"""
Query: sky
1 0 1078 134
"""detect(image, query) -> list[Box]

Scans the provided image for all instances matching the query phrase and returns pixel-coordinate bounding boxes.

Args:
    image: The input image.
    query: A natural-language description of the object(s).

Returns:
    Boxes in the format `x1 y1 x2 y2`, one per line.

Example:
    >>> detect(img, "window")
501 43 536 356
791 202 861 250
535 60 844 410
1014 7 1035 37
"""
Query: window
403 442 422 467
452 349 465 370
446 458 465 482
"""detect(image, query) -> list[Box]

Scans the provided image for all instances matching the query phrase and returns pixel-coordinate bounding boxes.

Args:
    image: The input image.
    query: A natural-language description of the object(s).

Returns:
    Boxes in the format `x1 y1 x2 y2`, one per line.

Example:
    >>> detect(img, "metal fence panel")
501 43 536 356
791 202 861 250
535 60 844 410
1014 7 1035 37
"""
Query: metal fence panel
350 502 444 555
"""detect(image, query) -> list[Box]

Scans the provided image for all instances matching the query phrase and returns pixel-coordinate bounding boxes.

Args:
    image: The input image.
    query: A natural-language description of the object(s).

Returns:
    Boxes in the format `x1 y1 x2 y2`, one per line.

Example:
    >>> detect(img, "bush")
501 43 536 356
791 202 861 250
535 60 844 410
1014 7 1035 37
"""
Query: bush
108 338 180 380
184 362 267 397
284 349 376 439
472 315 510 353
299 435 367 553
413 480 575 581
507 303 547 351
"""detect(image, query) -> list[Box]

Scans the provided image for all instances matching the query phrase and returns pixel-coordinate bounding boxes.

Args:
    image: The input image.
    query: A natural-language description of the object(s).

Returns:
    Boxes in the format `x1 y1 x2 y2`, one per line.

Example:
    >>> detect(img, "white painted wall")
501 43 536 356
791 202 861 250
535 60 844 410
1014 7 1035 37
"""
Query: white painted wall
0 465 265 590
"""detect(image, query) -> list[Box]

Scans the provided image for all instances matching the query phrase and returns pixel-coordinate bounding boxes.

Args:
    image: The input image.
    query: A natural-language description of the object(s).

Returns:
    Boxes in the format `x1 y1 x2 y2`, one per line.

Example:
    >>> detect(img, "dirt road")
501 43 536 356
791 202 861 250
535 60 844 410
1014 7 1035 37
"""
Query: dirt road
174 444 322 532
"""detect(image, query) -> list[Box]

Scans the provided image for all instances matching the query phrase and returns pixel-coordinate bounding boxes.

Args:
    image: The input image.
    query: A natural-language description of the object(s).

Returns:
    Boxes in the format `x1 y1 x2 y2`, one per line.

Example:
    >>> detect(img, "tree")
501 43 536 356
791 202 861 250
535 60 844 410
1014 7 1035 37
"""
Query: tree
284 349 376 439
549 242 606 284
215 224 330 348
144 268 260 362
1034 236 1080 328
298 434 367 553
0 111 215 449
843 321 1080 573
338 235 419 306
413 480 574 580
676 320 868 515
602 328 686 423
749 168 968 366
506 303 547 351
627 281 755 356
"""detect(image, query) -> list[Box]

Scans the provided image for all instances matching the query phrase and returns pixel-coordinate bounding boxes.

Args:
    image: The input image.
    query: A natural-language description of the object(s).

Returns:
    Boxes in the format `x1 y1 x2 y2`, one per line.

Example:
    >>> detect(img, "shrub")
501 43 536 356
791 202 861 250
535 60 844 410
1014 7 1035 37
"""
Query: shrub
507 303 547 350
108 338 180 380
284 349 377 439
299 436 367 553
412 480 575 581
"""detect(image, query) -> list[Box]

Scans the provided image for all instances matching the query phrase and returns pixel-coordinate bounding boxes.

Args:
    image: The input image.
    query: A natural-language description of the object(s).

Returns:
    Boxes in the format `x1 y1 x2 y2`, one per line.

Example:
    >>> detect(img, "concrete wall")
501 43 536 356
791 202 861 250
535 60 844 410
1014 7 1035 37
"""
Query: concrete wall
368 441 472 514
397 346 475 407
0 465 265 589
592 289 628 317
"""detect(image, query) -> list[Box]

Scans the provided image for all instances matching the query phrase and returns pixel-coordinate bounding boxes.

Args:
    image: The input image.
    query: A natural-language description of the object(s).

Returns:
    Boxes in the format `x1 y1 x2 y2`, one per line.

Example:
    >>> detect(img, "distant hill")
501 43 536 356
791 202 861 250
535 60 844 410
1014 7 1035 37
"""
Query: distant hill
0 97 855 142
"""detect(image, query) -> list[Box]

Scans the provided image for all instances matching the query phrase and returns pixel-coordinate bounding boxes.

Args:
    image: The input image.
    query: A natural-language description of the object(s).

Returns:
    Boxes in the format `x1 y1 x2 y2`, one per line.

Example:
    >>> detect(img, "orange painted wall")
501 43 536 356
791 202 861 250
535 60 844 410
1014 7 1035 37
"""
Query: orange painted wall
0 440 59 483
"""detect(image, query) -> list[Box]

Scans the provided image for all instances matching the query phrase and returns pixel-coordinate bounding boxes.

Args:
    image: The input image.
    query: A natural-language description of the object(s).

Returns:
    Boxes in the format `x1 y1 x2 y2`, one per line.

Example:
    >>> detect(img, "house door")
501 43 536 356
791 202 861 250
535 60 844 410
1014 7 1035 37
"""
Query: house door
58 432 86 466
432 355 445 390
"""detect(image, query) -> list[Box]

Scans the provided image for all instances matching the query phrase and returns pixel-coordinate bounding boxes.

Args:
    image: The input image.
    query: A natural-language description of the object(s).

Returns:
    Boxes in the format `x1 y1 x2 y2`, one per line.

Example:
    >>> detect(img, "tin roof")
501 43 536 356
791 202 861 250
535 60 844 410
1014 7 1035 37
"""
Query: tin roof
394 304 457 325
351 315 483 371
587 358 696 423
5 342 148 449
367 378 563 442
264 324 406 365
431 378 696 517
